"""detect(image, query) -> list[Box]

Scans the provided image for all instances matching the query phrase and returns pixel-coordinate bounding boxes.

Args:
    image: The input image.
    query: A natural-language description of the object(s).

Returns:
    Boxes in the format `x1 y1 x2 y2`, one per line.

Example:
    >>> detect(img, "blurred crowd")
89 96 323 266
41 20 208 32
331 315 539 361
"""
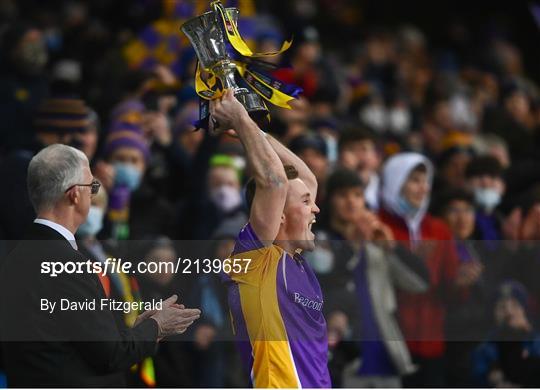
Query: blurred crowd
2 0 540 387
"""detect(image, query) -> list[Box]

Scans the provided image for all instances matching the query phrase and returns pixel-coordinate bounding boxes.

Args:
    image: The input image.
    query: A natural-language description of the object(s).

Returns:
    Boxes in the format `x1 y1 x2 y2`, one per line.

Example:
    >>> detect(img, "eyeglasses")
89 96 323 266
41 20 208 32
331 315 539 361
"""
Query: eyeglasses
65 179 101 195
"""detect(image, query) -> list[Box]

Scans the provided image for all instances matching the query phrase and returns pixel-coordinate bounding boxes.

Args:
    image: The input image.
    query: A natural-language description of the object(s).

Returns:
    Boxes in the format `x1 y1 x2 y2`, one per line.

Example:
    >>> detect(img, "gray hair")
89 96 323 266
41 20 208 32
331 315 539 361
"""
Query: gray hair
27 144 89 213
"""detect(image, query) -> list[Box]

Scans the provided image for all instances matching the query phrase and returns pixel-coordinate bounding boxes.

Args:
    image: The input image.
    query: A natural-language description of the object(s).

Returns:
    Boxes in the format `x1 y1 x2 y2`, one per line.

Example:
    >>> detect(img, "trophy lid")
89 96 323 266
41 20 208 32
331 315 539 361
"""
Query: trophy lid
180 7 239 34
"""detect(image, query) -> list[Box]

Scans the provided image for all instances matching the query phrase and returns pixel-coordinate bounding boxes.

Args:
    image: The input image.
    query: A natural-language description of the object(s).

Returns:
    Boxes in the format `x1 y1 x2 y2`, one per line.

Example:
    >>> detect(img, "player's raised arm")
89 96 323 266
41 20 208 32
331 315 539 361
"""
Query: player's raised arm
265 133 318 198
210 89 288 244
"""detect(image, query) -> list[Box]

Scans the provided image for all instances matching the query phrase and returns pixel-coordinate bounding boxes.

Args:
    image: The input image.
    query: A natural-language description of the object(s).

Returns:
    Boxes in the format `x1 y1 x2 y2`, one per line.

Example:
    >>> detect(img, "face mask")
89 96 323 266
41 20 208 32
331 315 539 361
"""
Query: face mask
324 136 338 165
474 188 501 212
78 206 104 237
450 95 477 130
232 156 246 171
388 108 411 134
397 195 419 217
114 163 142 192
360 104 386 132
306 247 334 274
210 185 241 213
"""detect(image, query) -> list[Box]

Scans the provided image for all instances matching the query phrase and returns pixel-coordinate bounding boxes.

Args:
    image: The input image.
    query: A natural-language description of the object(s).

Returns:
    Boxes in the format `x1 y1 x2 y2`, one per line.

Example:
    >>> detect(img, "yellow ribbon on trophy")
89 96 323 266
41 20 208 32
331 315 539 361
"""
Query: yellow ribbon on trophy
234 62 295 109
211 1 292 58
195 60 296 109
195 62 223 100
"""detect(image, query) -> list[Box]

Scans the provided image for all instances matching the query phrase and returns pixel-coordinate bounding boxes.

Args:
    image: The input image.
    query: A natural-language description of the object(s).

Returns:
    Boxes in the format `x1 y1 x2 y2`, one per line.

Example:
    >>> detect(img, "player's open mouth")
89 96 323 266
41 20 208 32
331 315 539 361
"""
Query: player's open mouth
308 218 316 231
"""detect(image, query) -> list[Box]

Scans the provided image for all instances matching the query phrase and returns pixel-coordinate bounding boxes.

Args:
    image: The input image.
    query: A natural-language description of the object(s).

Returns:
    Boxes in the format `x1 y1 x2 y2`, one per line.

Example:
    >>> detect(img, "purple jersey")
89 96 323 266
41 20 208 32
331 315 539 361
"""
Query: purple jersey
222 223 331 388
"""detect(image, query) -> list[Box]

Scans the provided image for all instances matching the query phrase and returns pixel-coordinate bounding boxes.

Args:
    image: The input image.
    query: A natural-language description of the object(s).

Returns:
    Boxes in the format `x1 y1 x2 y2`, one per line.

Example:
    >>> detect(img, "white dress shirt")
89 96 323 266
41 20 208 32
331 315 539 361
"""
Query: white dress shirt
34 218 78 250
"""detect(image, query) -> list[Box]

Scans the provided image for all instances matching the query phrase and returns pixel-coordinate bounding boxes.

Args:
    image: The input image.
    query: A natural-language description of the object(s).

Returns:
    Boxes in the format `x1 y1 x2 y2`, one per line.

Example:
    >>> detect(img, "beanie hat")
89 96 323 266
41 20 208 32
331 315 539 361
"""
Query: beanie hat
34 97 89 134
209 154 243 181
110 99 145 125
104 122 150 161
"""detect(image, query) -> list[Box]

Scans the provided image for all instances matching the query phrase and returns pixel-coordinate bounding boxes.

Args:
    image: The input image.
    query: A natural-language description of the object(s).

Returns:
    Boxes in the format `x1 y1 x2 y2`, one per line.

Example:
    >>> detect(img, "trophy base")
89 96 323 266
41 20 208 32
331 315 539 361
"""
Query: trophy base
208 88 269 135
235 88 268 127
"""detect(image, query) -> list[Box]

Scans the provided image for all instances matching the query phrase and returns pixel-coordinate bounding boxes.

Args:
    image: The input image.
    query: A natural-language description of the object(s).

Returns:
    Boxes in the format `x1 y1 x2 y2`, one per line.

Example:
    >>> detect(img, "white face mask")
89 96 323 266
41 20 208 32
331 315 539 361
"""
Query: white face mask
306 246 334 274
210 185 242 213
450 95 478 130
388 108 411 134
474 188 501 212
360 104 386 132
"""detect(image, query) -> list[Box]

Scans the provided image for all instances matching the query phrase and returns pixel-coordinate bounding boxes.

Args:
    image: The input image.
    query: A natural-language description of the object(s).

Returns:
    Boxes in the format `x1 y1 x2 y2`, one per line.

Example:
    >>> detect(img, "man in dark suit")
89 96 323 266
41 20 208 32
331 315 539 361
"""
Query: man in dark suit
0 144 200 387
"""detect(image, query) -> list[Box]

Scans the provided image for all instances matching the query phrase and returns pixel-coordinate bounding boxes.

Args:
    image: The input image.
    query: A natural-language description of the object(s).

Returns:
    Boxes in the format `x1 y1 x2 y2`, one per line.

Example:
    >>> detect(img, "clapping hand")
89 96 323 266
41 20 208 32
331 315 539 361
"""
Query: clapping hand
145 295 201 341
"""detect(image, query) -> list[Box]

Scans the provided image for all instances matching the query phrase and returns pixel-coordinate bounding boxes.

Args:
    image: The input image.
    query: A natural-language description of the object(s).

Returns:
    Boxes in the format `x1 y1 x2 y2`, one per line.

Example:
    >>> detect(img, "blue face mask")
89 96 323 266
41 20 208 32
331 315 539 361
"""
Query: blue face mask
397 195 419 217
114 163 142 192
78 206 104 237
324 136 338 165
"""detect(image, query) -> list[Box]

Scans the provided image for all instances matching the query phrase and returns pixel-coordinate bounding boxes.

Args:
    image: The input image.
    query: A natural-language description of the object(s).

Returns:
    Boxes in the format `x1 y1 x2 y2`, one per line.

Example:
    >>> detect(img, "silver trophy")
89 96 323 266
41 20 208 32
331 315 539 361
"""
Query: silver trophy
181 6 267 129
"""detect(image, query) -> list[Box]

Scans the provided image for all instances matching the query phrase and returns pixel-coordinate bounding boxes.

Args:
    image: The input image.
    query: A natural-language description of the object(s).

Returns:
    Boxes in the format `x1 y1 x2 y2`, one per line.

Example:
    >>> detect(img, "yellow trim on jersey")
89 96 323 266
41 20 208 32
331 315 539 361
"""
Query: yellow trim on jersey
228 246 300 388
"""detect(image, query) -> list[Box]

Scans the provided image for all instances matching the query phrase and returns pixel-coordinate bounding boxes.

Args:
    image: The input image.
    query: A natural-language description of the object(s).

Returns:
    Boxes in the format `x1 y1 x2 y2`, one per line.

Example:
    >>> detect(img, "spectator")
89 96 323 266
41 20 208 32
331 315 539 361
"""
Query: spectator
183 215 247 387
312 168 429 387
0 96 90 240
484 84 538 161
164 99 204 200
465 155 506 241
472 281 540 387
310 116 340 165
378 152 465 387
500 186 540 314
136 238 194 387
435 189 495 386
74 109 100 161
102 121 174 239
433 132 475 194
269 97 311 144
0 23 49 151
289 133 329 203
181 151 246 239
472 133 511 169
338 127 381 210
420 96 457 158
77 187 160 387
273 26 321 99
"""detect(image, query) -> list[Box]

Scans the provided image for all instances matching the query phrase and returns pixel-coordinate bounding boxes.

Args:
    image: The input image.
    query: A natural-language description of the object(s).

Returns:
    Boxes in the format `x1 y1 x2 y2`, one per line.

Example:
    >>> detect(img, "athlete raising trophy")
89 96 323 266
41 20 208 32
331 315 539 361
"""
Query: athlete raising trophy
211 89 330 388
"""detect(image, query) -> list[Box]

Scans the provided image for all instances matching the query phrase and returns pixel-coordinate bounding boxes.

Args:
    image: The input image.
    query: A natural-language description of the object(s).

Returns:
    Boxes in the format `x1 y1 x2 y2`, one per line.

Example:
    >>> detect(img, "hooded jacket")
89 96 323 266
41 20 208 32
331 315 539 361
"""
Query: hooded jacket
380 153 434 243
378 153 460 359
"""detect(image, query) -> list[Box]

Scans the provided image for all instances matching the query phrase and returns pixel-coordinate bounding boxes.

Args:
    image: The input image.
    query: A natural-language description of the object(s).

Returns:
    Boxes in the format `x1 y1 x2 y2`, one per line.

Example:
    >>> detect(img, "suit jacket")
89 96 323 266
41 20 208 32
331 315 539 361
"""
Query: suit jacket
0 223 158 387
